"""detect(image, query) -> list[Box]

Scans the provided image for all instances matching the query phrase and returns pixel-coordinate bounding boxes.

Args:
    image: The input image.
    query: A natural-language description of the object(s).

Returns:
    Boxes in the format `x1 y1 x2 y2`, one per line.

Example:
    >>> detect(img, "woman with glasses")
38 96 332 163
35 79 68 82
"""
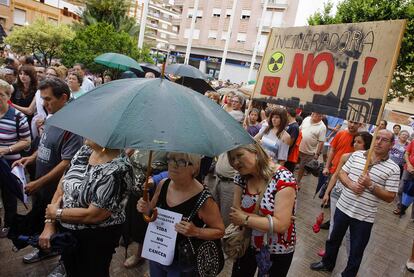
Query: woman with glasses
228 143 297 277
137 152 225 276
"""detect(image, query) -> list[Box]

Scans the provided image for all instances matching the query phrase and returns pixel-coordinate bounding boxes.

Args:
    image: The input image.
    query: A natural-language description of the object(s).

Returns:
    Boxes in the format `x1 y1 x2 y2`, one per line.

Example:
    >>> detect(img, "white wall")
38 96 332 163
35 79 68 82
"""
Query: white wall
219 64 258 84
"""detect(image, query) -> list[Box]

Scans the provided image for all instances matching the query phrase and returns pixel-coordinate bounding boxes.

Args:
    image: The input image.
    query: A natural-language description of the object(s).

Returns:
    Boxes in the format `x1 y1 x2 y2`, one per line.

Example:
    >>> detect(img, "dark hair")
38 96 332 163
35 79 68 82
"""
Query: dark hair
16 65 38 95
24 56 35 65
5 65 17 76
286 107 296 117
353 131 373 150
393 124 401 130
73 63 86 70
296 115 303 126
380 120 388 127
68 71 83 85
264 107 288 137
38 77 71 99
249 108 261 122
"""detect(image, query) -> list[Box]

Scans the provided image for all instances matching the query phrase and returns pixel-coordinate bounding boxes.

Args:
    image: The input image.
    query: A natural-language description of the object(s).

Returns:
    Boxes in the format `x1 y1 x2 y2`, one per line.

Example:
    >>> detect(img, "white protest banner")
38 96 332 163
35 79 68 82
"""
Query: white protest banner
254 20 406 124
11 165 28 203
142 207 183 266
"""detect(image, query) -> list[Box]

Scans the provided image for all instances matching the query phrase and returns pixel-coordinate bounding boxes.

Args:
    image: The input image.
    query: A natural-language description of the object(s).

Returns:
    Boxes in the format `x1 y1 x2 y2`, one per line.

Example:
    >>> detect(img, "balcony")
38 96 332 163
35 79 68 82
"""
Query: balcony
264 0 288 9
173 0 184 6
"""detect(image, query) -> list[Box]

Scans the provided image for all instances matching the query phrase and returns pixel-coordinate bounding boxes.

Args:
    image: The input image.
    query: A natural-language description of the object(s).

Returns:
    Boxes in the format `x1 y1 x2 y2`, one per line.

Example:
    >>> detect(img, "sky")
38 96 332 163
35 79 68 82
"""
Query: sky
294 0 341 26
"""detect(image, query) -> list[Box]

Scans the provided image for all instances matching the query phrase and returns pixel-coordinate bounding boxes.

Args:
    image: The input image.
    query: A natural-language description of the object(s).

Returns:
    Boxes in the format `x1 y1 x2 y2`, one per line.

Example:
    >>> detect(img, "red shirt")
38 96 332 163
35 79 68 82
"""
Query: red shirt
404 140 414 170
329 130 355 174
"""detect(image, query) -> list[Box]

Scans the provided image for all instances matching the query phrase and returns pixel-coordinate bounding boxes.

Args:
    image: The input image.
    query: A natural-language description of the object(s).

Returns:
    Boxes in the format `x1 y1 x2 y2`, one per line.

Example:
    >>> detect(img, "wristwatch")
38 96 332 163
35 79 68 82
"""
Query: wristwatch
56 208 63 221
243 215 250 226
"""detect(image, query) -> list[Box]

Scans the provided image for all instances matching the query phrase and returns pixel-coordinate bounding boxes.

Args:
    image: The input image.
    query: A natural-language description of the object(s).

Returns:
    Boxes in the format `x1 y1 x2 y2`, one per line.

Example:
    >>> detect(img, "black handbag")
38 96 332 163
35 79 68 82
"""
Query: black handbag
177 189 225 277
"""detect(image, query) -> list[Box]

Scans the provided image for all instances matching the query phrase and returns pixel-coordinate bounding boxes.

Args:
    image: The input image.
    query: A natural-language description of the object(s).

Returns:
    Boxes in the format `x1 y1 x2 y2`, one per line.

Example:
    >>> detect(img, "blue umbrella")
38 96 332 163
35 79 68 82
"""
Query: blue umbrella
16 233 77 251
0 157 27 209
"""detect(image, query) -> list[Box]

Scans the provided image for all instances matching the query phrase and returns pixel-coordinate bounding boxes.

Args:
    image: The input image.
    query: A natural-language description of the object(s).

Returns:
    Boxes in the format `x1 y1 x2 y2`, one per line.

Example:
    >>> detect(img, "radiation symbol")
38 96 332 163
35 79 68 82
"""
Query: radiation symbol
268 52 285 73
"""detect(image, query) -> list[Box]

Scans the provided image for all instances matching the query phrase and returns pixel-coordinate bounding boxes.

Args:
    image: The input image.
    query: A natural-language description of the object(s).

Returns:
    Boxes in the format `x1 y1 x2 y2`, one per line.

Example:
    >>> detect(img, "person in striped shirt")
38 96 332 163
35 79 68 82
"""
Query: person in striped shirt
0 79 31 237
311 129 400 277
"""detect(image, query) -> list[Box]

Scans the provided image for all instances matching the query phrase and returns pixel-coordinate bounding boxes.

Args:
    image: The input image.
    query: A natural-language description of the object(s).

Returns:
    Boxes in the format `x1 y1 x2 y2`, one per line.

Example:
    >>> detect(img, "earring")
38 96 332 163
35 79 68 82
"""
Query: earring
102 147 106 153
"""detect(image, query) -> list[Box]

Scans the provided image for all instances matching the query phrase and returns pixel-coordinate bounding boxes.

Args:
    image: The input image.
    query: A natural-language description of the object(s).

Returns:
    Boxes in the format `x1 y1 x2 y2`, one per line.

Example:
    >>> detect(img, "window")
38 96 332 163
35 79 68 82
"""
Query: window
172 26 178 32
188 8 202 18
184 28 200 39
162 23 168 29
13 8 26 25
271 11 283 27
212 8 221 17
237 33 247 42
48 18 58 25
221 31 228 40
208 30 217 39
263 11 272 26
241 10 251 20
160 33 167 39
0 0 9 6
258 34 268 52
196 10 203 18
226 9 232 18
187 8 194 18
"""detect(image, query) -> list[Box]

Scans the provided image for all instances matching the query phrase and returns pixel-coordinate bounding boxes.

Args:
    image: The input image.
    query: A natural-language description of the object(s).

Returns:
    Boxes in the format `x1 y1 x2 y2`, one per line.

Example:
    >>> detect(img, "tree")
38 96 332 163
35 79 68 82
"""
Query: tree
4 18 75 66
80 0 140 36
308 0 414 100
61 22 152 72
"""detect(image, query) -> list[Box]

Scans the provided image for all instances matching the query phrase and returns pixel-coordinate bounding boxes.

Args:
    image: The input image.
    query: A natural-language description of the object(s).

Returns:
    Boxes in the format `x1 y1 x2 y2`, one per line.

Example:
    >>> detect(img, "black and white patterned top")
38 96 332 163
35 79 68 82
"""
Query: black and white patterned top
234 167 297 254
61 145 133 230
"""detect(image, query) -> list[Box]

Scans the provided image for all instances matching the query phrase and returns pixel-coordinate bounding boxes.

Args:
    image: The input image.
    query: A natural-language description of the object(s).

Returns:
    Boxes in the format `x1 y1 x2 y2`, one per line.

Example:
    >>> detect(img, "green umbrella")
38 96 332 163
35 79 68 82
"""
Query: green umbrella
46 78 253 156
94 52 143 72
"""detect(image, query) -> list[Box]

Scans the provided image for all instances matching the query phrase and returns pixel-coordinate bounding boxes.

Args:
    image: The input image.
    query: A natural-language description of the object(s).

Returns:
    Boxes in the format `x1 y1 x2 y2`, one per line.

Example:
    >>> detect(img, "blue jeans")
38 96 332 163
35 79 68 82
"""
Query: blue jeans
322 209 373 277
149 260 195 277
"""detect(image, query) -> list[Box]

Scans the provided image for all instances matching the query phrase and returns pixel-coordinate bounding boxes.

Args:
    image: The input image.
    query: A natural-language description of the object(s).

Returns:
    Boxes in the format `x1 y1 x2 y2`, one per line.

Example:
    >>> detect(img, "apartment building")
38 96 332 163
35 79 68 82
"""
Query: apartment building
131 0 180 52
170 0 299 83
0 0 81 33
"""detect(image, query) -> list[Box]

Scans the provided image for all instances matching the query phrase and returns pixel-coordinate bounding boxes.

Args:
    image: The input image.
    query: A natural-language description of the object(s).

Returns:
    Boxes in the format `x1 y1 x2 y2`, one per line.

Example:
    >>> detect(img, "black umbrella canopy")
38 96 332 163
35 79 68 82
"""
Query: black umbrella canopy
165 64 208 80
175 77 216 94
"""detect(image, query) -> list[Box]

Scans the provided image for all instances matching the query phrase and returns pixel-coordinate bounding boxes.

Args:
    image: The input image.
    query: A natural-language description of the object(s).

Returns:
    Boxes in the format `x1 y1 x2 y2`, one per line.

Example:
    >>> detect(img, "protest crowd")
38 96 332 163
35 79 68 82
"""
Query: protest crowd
0 52 413 277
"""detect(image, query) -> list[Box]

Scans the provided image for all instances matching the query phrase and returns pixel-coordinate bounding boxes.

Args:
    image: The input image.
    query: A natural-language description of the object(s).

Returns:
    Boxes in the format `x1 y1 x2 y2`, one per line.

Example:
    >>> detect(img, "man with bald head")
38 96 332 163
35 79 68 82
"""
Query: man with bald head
311 129 400 277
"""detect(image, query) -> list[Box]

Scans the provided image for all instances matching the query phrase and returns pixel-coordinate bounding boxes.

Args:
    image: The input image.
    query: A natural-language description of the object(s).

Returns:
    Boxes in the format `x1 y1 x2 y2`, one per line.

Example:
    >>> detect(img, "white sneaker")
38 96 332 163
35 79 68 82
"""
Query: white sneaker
47 261 66 277
407 260 414 273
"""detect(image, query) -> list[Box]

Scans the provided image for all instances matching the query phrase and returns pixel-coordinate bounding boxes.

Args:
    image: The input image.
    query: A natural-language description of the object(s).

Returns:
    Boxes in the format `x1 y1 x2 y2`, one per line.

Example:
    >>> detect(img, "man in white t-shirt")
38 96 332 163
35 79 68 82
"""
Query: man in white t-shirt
310 129 399 276
297 112 326 185
73 63 95 93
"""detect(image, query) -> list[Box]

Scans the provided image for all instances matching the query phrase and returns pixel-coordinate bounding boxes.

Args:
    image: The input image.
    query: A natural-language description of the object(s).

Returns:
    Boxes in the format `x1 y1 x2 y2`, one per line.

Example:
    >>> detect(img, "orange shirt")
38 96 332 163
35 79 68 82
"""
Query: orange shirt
329 130 355 174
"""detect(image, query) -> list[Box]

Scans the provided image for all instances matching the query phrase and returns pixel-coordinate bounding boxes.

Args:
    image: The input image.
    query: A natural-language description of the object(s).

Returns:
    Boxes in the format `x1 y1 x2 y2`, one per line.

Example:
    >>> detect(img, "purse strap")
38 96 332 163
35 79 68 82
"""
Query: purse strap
186 188 210 222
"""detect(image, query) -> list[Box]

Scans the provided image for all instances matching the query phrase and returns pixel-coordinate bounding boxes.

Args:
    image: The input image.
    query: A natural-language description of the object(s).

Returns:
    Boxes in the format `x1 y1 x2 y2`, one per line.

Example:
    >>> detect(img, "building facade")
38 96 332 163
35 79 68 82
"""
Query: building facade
131 0 180 53
0 0 80 33
169 0 299 83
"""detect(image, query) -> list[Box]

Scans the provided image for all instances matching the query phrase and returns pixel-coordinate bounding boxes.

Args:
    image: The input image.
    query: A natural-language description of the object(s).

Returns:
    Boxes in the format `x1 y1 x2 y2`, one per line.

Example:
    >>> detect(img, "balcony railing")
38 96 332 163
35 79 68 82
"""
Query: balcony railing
264 0 288 9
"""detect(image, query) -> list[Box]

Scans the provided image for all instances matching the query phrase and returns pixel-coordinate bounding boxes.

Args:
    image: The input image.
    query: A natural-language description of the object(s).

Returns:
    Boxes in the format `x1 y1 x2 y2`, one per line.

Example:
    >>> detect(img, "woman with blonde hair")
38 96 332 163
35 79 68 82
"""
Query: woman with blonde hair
137 152 224 276
228 143 297 277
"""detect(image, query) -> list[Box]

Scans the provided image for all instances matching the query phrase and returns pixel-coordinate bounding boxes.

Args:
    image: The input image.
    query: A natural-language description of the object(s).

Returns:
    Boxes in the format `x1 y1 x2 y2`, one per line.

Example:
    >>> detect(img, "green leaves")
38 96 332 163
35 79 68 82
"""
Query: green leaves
4 18 75 65
60 22 152 73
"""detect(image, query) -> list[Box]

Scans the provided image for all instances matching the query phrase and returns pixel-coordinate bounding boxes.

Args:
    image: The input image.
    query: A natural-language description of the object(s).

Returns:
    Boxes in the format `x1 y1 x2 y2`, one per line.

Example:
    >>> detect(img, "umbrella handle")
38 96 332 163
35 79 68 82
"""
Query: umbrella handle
142 151 158 223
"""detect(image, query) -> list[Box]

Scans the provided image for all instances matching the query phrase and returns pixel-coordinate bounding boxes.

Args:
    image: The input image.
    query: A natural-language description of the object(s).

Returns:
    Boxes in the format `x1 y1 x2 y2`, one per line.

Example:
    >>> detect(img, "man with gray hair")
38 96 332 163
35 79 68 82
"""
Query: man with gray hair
311 129 400 277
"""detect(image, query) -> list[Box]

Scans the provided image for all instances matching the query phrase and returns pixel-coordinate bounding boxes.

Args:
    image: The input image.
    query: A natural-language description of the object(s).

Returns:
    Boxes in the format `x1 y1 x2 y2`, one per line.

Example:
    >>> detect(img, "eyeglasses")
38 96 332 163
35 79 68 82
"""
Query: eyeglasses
167 158 193 168
375 136 391 143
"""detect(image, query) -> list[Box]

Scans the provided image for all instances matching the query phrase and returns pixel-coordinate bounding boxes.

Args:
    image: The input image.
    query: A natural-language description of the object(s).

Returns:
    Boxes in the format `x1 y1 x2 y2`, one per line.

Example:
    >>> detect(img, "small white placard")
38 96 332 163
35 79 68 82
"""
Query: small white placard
141 208 183 266
11 165 27 203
